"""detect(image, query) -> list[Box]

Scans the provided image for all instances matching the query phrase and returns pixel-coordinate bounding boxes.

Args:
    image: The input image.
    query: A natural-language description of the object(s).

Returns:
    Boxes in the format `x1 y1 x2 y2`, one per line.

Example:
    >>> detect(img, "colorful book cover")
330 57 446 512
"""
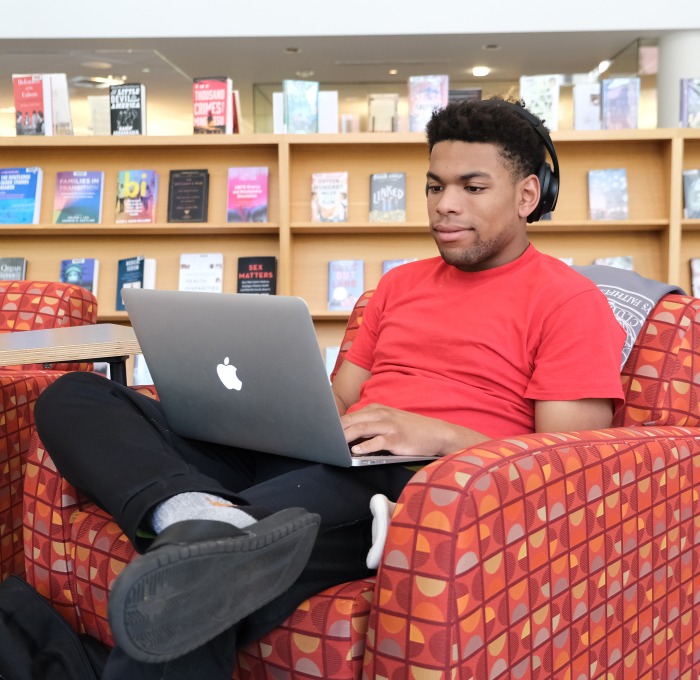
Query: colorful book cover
369 172 406 222
167 169 209 223
12 74 50 136
680 78 700 129
519 74 563 130
683 169 700 219
283 79 319 134
109 83 147 135
237 256 277 295
311 172 348 222
0 167 43 224
592 256 635 271
0 257 27 280
193 77 233 134
328 260 364 311
53 171 104 224
178 252 223 293
59 257 100 294
587 168 629 220
116 170 159 223
601 77 640 130
382 258 417 275
227 167 269 222
115 255 156 311
408 75 448 132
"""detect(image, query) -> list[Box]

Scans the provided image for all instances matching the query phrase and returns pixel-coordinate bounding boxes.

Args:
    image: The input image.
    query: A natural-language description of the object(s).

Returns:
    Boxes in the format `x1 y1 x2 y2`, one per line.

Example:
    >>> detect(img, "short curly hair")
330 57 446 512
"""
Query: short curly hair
425 97 547 181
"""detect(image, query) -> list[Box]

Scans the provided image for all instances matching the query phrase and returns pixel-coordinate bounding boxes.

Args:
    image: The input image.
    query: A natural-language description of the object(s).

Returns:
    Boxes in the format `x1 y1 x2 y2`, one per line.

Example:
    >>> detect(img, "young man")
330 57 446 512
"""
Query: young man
34 97 625 679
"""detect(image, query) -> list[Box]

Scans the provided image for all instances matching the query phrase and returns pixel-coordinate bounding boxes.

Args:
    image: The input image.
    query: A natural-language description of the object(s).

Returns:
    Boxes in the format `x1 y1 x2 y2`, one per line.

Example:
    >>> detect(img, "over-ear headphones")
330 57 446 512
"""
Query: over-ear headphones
505 102 560 223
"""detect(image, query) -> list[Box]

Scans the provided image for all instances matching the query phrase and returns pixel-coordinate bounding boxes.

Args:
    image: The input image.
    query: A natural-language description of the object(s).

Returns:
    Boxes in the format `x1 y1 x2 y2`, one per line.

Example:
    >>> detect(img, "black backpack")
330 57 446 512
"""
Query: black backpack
0 575 109 679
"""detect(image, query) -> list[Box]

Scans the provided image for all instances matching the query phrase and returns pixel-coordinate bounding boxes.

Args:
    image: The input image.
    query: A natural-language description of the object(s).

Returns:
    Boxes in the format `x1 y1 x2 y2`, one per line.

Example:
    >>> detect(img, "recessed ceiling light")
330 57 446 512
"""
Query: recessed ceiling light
285 47 301 54
80 60 113 69
472 66 490 77
295 70 315 78
388 69 398 75
482 44 501 51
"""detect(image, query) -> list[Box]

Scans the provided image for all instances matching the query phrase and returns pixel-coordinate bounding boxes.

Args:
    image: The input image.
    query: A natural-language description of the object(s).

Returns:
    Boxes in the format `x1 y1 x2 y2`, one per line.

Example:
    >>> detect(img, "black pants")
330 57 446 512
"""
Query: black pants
34 372 415 680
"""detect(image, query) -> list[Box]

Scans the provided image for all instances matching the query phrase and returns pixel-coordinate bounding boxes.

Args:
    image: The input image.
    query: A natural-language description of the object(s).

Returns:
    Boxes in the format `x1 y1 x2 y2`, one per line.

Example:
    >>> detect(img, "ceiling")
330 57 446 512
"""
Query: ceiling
0 30 662 134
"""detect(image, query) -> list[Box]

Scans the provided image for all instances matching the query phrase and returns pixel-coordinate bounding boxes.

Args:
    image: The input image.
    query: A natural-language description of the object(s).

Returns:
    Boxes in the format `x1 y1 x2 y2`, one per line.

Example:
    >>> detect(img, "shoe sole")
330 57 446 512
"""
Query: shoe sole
107 507 320 663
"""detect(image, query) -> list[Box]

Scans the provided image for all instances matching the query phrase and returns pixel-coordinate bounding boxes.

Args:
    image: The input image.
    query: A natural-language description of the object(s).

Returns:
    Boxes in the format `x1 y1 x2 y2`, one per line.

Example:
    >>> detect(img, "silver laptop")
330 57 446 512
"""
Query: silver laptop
122 288 437 467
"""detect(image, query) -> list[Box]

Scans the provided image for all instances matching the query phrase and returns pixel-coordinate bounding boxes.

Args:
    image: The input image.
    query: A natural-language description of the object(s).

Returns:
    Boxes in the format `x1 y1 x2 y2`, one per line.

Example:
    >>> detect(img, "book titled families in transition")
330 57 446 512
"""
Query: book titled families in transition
587 168 629 220
236 256 277 295
179 252 223 293
116 170 159 223
369 172 406 222
311 172 348 222
167 169 209 222
0 257 27 280
109 83 147 135
328 260 364 311
227 167 269 222
59 257 100 295
115 255 157 311
53 171 104 224
0 167 43 224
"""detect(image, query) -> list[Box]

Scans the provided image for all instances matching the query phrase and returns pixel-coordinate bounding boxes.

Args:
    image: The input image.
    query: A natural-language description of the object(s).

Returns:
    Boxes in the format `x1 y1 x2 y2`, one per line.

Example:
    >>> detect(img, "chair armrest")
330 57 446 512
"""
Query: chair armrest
364 425 700 678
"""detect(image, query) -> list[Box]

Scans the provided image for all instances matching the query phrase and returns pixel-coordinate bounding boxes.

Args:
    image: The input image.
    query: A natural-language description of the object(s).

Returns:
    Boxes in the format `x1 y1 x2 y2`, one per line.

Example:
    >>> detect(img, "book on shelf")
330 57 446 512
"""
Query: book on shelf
59 257 100 295
12 73 73 136
53 171 104 224
236 256 277 295
683 169 700 219
115 255 157 311
0 167 43 224
680 78 700 128
601 77 640 130
519 74 563 131
193 77 234 134
178 253 223 293
232 89 242 133
328 260 364 311
272 92 285 133
311 172 348 222
382 258 417 275
318 91 339 133
115 170 159 223
592 256 635 271
573 82 601 131
0 257 27 281
325 346 340 380
167 169 209 223
283 79 319 134
87 95 111 135
448 88 481 105
109 83 147 135
340 113 360 133
226 167 268 223
690 258 700 297
408 75 449 132
587 168 629 220
369 172 406 222
368 93 399 133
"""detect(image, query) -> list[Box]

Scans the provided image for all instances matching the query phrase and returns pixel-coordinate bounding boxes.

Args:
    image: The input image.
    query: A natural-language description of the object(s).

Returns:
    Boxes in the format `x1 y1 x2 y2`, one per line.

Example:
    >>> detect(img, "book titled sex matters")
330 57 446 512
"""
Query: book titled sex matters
237 256 277 295
167 169 209 222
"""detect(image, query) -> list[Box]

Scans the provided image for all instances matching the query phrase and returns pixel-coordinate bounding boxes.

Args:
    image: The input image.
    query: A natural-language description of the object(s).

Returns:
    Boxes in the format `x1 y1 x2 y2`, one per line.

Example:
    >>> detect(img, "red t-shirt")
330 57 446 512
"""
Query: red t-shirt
345 245 626 439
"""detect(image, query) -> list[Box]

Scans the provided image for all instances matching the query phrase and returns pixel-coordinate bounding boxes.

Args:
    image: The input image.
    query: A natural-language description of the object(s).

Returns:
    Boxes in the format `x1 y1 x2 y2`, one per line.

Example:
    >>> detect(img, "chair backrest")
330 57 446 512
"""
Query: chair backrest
333 291 700 430
615 293 700 428
0 281 98 372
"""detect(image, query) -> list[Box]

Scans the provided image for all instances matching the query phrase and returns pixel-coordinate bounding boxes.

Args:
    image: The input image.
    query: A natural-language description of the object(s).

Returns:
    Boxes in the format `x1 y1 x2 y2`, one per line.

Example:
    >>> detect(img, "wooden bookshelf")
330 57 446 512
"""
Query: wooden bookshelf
1 129 698 351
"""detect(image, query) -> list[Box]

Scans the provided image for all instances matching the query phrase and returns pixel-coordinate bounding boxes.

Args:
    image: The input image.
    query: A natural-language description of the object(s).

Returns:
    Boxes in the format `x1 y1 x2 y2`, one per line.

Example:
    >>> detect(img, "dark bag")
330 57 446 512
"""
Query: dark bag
0 575 109 680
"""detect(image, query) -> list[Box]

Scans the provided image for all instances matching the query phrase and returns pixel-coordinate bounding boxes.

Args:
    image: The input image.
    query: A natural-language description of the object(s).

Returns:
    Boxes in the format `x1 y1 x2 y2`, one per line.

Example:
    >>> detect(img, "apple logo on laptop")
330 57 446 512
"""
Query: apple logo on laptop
216 357 243 391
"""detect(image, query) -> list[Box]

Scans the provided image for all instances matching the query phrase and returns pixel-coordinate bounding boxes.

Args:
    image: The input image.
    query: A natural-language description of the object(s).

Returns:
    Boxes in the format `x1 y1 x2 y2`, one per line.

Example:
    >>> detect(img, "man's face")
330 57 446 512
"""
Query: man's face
426 141 534 272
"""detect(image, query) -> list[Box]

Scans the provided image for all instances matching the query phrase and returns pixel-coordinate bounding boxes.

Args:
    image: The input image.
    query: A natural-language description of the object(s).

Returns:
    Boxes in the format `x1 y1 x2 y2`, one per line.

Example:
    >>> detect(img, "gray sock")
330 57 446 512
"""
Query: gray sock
150 492 260 534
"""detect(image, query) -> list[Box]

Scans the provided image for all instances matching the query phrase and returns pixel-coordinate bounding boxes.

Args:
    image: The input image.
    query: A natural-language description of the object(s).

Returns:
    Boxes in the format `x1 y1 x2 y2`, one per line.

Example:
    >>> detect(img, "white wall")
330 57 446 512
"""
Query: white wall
2 1 699 39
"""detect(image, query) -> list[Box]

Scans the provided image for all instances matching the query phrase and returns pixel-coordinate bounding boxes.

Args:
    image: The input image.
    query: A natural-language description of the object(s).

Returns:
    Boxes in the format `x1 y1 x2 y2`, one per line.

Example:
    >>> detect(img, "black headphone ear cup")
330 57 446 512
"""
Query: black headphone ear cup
528 162 552 223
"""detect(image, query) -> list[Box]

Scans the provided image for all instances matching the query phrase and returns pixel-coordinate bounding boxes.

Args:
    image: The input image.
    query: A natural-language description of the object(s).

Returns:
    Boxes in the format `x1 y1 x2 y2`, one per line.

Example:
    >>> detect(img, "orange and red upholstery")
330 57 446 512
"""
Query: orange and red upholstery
22 292 700 679
0 281 97 580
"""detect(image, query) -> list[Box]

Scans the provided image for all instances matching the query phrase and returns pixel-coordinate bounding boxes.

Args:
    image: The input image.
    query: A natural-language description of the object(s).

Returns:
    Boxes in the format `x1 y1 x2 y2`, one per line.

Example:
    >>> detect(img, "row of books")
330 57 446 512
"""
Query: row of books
0 167 268 225
520 75 700 131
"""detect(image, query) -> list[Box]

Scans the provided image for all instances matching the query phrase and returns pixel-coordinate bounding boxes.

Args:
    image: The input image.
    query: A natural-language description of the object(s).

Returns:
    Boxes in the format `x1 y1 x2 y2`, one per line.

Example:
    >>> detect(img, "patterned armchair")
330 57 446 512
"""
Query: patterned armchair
0 281 97 579
22 291 700 679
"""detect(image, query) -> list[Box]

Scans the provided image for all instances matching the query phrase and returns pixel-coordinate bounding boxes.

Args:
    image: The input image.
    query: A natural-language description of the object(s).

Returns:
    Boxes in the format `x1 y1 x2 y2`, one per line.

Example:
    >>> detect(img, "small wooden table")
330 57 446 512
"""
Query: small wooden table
0 324 141 385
